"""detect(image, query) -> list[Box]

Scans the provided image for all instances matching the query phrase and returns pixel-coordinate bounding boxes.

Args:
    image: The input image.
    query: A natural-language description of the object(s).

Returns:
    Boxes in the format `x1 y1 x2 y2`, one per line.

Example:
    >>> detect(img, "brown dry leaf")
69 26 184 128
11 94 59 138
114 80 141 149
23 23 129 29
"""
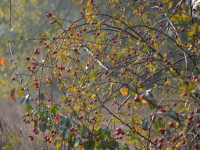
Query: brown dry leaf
55 113 60 124
10 88 15 101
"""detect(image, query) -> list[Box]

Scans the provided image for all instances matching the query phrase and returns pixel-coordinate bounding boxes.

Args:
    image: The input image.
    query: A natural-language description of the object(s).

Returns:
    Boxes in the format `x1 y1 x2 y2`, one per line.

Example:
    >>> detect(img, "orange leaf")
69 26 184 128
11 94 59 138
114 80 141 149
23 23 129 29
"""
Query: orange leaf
55 113 60 124
1 57 5 66
10 88 15 101
166 147 172 150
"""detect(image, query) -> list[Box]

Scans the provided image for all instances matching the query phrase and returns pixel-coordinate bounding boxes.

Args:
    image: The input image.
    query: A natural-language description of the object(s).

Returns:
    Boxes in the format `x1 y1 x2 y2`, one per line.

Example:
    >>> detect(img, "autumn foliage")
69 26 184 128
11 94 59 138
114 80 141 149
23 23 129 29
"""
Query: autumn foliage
9 0 200 149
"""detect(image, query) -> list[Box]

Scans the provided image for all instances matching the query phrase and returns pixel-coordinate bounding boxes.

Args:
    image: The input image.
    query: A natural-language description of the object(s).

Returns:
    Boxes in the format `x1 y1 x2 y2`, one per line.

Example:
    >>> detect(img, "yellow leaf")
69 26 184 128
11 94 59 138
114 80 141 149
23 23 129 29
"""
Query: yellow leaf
133 105 138 109
17 87 25 95
115 20 121 24
164 80 171 86
133 9 138 14
120 87 128 96
169 67 176 74
163 53 167 62
90 94 96 98
114 0 122 3
168 2 173 9
0 9 4 16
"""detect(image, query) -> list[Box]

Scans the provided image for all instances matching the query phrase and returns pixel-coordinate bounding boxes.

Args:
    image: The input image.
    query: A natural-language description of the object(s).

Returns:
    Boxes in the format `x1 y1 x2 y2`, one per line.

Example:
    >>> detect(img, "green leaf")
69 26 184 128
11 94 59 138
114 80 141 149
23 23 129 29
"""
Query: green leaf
51 104 59 114
21 95 33 105
147 99 157 109
68 135 75 148
81 127 89 137
24 104 31 111
97 128 111 138
104 129 111 137
39 93 45 100
153 120 164 131
75 137 82 145
83 138 95 150
70 110 77 117
97 141 109 150
166 109 175 116
141 118 148 130
39 122 47 132
109 140 119 149
65 116 72 128
26 98 32 104
62 128 68 140
123 143 130 150
20 98 26 105
128 136 139 143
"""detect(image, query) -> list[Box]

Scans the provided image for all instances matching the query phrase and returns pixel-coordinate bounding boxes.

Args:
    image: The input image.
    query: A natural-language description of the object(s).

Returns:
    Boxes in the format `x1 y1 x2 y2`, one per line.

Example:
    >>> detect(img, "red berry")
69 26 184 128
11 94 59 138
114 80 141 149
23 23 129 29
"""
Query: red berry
46 12 52 17
73 48 78 52
159 24 164 27
181 28 185 32
158 3 163 7
159 108 166 113
178 52 184 56
127 53 131 57
195 143 199 148
182 140 186 144
188 116 193 121
169 51 173 54
169 122 175 127
171 137 177 143
113 40 117 44
159 128 165 134
187 75 191 79
157 143 163 149
159 137 164 143
193 76 197 80
116 127 122 132
34 48 40 55
53 51 57 54
195 108 200 113
77 89 81 92
82 28 87 32
79 116 84 119
29 135 34 141
153 139 158 143
166 61 171 66
134 95 141 102
115 131 120 135
196 124 200 128
26 57 31 60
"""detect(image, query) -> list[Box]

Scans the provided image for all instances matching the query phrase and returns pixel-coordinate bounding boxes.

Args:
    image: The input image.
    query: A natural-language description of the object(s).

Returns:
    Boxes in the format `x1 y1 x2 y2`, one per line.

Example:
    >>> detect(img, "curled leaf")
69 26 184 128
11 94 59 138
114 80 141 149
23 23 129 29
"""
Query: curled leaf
10 88 15 101
1 57 5 66
55 113 60 124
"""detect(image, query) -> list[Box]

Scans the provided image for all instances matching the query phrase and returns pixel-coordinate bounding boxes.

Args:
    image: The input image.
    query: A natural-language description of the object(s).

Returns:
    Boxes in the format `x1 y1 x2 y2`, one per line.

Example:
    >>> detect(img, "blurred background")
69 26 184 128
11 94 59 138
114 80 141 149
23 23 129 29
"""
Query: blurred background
0 0 79 149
